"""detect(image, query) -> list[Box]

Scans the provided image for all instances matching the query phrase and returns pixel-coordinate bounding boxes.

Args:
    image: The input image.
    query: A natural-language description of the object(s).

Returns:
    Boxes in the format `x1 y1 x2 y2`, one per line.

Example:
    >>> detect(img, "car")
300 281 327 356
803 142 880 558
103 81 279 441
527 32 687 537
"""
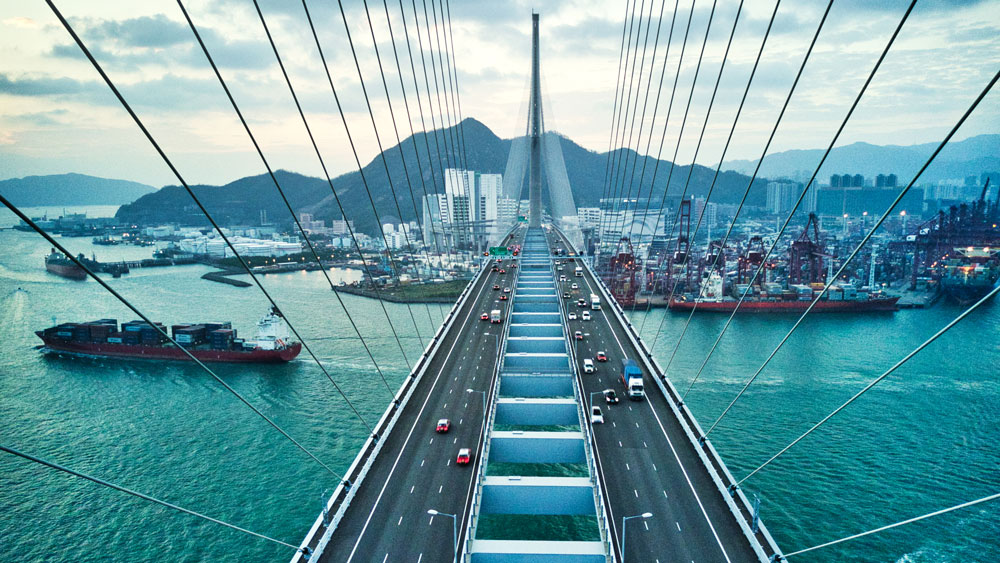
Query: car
456 448 471 465
582 311 591 321
571 283 579 290
480 312 489 321
604 389 619 404
499 269 506 274
563 291 571 299
511 263 517 268
493 284 500 290
596 351 608 362
577 298 587 307
557 266 564 271
590 406 604 424
503 287 511 293
499 294 508 301
568 312 577 320
583 359 594 373
574 330 583 340
491 266 499 272
559 275 567 282
436 419 451 433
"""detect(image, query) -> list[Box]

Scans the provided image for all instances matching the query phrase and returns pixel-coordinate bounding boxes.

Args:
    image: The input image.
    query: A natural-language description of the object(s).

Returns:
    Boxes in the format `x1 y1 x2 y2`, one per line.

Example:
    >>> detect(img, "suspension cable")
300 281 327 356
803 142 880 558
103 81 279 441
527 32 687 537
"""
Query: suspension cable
0 444 301 550
648 0 833 353
395 0 459 274
44 0 375 437
178 0 395 398
443 0 475 239
326 0 430 352
347 0 441 331
0 196 343 474
639 0 777 340
705 66 1000 437
606 0 656 239
599 0 640 217
619 0 717 295
610 0 695 252
739 282 1000 486
782 491 1000 558
627 0 741 321
605 0 649 240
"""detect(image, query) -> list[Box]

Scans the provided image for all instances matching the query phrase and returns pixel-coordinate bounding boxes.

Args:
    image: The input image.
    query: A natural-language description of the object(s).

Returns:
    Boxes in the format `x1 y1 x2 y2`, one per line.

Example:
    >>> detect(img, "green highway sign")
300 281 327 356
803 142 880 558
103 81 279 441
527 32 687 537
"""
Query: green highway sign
489 247 511 256
517 216 527 223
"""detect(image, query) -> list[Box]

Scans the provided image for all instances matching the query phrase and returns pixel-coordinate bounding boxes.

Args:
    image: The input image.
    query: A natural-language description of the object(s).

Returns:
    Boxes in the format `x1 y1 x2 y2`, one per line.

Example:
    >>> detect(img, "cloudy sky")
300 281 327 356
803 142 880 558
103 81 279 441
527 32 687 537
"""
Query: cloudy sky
0 0 997 188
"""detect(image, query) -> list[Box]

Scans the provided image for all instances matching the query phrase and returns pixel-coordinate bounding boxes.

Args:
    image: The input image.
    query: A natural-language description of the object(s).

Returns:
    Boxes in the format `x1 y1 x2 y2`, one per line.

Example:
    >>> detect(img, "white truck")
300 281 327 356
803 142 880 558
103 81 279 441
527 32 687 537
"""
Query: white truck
575 266 583 277
590 293 601 310
490 309 502 324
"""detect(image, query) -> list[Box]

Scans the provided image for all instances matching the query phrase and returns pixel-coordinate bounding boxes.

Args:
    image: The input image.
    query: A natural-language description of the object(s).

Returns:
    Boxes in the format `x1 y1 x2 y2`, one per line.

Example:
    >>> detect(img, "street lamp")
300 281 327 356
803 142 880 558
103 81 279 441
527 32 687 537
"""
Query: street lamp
589 390 606 413
427 509 457 563
467 388 486 414
621 512 653 563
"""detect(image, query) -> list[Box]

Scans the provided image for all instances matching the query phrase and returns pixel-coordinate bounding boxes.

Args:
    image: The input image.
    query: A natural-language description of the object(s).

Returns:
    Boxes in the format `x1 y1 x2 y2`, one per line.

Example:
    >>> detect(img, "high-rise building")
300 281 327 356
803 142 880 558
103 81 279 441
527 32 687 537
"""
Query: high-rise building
766 180 800 215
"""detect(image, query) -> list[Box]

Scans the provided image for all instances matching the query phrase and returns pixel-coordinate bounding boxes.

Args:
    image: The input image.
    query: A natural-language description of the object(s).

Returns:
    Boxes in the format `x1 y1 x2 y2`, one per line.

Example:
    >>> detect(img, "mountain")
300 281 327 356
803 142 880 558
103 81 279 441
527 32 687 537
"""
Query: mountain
721 134 1000 183
116 118 765 235
0 173 156 206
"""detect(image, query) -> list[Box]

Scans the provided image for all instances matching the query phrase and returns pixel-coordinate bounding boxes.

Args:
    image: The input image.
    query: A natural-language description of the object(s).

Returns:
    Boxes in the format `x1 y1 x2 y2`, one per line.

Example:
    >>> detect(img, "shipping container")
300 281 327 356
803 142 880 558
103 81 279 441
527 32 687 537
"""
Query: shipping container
107 337 123 343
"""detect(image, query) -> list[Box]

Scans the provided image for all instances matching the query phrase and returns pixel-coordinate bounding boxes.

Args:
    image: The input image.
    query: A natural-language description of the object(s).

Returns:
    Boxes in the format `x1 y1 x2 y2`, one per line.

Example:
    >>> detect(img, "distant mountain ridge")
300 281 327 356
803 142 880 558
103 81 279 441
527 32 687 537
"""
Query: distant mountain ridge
721 134 1000 182
0 173 156 206
116 118 766 235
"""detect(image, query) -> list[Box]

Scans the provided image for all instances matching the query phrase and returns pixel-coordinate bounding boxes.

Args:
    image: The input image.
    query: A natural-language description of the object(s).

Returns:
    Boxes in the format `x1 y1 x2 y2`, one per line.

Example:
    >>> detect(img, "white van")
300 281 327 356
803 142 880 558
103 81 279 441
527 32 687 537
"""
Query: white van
583 358 594 373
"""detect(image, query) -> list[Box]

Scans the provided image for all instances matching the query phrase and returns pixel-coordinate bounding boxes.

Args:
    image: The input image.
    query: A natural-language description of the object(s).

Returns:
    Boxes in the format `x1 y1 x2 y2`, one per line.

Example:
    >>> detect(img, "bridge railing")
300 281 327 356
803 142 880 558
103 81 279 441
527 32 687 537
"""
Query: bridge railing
579 254 784 563
291 257 495 563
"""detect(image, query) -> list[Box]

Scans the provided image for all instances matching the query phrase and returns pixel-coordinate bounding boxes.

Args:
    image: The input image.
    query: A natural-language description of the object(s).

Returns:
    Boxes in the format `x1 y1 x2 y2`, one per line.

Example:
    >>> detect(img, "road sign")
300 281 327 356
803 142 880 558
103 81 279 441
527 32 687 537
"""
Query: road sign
518 216 527 223
489 247 511 256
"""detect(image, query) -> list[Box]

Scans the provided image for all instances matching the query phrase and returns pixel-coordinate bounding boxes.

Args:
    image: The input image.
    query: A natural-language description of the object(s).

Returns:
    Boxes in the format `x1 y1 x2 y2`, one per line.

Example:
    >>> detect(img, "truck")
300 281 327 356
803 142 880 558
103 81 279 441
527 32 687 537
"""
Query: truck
620 358 645 400
590 293 601 310
575 266 583 277
490 309 502 324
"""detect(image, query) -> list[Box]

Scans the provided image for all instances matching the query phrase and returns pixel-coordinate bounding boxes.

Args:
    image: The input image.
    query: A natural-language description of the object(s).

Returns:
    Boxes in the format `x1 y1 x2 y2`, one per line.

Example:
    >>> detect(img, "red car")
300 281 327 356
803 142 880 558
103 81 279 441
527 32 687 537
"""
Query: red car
596 351 608 362
456 448 471 465
499 269 506 274
493 284 500 290
499 294 508 301
480 312 489 321
436 419 451 433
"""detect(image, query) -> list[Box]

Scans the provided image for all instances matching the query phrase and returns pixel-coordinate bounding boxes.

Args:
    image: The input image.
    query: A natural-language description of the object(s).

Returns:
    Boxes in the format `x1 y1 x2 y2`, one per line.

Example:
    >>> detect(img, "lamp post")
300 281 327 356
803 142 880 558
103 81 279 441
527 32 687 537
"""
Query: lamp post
621 512 653 562
427 509 457 563
589 390 604 413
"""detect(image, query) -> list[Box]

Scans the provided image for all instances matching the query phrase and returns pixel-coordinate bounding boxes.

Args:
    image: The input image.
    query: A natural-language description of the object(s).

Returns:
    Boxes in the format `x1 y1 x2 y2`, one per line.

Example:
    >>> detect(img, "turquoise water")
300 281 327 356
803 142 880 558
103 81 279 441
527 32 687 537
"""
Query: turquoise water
1 207 998 562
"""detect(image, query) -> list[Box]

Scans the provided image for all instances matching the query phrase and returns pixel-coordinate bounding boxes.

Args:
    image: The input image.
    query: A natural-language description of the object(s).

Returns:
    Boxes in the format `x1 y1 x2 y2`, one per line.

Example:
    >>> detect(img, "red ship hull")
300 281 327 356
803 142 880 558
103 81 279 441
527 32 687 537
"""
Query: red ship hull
46 262 87 280
668 296 899 313
37 335 302 363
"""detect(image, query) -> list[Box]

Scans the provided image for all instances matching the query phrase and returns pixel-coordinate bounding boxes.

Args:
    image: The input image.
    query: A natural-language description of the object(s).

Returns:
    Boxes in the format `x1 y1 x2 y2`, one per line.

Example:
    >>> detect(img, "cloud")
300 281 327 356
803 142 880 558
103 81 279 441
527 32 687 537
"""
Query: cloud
83 14 190 48
3 16 40 29
0 73 96 97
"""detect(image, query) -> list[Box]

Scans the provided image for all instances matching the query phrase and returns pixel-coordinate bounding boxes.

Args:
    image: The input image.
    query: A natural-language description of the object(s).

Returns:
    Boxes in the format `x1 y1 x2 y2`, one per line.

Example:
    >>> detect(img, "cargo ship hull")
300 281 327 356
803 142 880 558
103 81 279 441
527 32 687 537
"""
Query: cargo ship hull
36 334 301 363
668 296 899 313
45 262 87 280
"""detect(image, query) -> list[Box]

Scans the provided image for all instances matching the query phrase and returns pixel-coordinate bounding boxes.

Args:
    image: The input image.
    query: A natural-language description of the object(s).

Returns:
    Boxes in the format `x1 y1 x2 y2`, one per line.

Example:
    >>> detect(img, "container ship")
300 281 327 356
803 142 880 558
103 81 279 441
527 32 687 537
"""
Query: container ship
36 308 301 362
937 247 1000 305
668 272 899 313
45 249 88 280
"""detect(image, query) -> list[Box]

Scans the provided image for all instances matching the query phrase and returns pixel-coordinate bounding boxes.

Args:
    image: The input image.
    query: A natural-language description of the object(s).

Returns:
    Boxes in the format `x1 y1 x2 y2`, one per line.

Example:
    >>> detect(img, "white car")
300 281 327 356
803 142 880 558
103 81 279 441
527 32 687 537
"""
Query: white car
559 275 567 282
582 311 591 321
571 283 579 290
590 405 604 424
583 359 594 373
568 312 577 320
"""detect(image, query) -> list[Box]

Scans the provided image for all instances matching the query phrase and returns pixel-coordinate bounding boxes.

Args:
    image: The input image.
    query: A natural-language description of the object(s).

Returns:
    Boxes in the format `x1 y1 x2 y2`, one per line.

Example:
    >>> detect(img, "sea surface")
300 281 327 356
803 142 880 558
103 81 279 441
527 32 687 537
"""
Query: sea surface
1 206 998 562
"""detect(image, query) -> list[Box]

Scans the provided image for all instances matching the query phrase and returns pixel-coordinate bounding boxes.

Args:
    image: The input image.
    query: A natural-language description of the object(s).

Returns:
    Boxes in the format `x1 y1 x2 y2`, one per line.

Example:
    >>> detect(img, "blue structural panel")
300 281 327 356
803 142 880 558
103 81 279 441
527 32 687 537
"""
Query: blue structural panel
481 476 596 514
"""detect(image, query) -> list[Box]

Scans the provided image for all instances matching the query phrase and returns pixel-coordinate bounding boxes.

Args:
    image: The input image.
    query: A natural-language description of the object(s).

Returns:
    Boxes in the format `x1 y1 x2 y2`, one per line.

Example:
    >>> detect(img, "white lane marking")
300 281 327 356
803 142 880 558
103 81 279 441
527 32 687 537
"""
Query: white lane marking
420 459 425 467
663 490 668 498
344 270 494 562
447 459 451 466
634 489 638 498
382 554 389 563
438 485 443 493
676 522 682 532
653 463 657 471
443 403 447 409
618 441 623 448
464 402 468 408
580 261 733 563
643 441 648 448
612 421 617 428
625 463 630 471
644 521 649 531
635 422 640 428
449 389 453 394
428 516 434 525
429 438 433 444
410 486 415 494
397 516 403 526
417 554 423 563
459 419 463 425
454 437 458 444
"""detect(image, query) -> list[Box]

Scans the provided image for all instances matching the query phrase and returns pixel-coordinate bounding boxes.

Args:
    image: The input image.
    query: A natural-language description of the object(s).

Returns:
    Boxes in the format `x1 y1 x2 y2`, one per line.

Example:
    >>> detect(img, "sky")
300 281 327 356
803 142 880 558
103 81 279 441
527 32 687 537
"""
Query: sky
0 0 997 188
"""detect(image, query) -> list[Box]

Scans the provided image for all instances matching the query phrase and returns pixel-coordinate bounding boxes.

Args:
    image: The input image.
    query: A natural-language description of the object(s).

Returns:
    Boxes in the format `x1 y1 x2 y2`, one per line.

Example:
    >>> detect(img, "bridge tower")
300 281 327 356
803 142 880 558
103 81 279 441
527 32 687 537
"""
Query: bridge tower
528 13 542 228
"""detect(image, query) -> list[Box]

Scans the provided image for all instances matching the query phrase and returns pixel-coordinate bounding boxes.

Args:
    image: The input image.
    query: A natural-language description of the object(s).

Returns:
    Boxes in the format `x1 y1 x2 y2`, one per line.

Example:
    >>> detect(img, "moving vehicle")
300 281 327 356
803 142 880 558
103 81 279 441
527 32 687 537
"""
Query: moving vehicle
563 291 571 299
582 311 591 321
456 448 471 465
604 389 619 404
583 358 594 373
491 265 499 272
596 351 607 362
568 312 577 320
620 358 645 400
492 284 500 290
590 293 601 310
503 287 511 293
436 419 451 433
575 266 583 277
490 309 502 324
590 405 604 424
577 298 587 307
480 312 489 321
574 330 583 340
559 275 567 282
499 294 508 301
571 283 579 290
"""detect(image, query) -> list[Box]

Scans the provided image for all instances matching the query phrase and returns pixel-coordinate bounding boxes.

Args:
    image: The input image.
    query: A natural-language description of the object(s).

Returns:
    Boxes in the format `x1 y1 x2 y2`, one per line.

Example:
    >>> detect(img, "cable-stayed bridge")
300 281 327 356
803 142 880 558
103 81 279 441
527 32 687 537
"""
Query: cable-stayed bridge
3 1 998 562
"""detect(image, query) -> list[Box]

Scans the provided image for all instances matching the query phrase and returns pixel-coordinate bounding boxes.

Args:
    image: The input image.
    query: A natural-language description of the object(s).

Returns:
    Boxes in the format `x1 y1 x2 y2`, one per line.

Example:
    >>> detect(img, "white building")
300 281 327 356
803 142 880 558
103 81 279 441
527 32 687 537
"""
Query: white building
330 219 355 235
178 234 302 257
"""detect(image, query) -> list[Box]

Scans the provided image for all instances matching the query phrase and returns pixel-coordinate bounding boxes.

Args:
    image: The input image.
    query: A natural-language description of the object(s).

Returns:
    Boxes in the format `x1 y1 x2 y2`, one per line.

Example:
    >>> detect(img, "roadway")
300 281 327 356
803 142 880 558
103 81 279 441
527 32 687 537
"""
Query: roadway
319 230 522 563
548 228 760 563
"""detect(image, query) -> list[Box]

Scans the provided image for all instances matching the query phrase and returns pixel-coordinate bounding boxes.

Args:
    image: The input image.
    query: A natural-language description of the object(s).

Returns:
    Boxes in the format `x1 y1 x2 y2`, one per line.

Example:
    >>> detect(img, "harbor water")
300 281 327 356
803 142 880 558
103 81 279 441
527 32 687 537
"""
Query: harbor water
1 207 998 562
